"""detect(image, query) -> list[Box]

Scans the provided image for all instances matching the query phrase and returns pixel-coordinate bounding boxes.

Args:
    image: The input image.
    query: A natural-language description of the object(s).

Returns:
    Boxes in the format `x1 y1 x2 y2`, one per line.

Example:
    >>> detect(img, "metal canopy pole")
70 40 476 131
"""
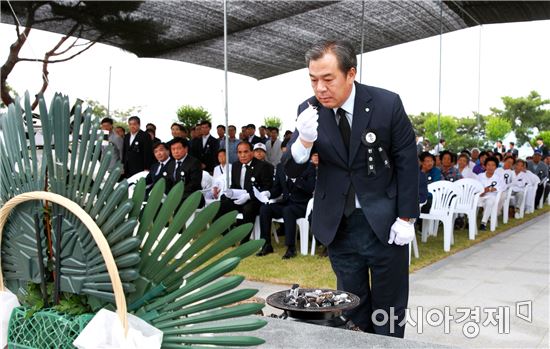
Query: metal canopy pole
223 0 230 187
359 1 365 83
437 0 443 139
477 25 482 145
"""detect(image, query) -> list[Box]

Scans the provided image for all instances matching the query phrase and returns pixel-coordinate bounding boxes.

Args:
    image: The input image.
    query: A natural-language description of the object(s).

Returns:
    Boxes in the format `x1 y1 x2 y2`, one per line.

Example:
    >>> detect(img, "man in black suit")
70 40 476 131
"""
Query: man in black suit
284 40 418 337
165 137 204 207
257 161 316 259
245 124 263 145
123 116 154 178
190 120 219 174
145 142 173 195
215 142 274 242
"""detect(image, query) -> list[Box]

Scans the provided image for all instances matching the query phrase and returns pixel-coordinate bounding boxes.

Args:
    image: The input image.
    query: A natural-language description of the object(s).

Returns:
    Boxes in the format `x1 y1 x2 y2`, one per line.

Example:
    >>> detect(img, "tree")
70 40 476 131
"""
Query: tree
1 1 166 109
423 113 457 146
0 83 18 111
84 99 140 131
408 112 430 136
263 116 282 129
491 91 550 146
485 116 512 143
176 105 211 130
532 131 550 148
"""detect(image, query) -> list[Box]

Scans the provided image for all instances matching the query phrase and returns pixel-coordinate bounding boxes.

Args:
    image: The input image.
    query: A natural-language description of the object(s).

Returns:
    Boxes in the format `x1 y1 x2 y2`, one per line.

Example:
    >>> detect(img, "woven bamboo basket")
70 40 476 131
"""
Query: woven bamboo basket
0 191 128 348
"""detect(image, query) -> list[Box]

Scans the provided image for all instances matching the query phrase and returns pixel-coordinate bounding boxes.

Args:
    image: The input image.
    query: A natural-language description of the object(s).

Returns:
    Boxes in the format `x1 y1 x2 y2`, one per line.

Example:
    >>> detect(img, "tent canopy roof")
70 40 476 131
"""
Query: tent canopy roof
2 1 549 79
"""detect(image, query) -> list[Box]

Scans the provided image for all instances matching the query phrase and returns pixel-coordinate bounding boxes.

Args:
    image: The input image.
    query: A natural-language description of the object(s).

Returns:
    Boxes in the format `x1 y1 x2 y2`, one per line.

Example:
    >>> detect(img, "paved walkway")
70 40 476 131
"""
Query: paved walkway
240 213 549 348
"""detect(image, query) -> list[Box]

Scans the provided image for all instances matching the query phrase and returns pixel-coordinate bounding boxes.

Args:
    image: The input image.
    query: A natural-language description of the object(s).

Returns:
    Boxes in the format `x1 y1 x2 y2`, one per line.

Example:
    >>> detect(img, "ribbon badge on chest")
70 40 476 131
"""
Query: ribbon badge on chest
361 128 390 175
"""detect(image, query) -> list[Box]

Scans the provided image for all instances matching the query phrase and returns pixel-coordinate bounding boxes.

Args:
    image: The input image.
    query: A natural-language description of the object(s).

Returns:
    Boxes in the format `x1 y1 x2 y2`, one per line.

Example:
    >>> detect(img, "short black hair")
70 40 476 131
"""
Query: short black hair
128 116 140 124
270 127 279 133
246 123 256 129
479 151 489 158
217 124 226 131
484 156 499 168
509 142 515 146
419 151 436 162
101 117 114 125
217 148 226 155
170 137 189 148
458 153 470 162
146 123 156 131
171 122 185 131
228 125 236 130
153 142 168 151
503 155 515 164
200 120 212 128
237 141 253 151
439 150 455 163
259 125 267 130
305 40 356 75
460 149 471 156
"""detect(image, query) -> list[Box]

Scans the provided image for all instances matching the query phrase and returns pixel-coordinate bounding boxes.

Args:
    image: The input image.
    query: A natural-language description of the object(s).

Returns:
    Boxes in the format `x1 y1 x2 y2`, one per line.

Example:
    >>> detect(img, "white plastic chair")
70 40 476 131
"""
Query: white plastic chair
501 187 513 224
419 181 457 252
477 190 503 232
295 198 314 256
126 170 149 198
538 178 548 209
525 183 538 214
452 179 484 240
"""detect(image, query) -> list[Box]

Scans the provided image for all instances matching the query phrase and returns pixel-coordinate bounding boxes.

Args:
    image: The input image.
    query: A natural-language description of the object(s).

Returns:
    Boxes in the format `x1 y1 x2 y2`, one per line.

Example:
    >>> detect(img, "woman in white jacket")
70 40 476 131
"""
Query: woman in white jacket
477 156 506 231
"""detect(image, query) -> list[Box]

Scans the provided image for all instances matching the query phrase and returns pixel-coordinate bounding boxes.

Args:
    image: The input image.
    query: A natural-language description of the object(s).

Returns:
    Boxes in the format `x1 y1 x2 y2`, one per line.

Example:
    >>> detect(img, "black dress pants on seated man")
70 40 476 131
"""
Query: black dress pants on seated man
328 209 409 337
259 202 307 257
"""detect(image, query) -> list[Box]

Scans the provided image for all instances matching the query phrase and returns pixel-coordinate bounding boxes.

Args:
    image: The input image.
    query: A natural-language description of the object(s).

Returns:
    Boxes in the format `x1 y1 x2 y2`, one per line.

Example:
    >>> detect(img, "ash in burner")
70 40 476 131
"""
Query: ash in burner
283 284 352 309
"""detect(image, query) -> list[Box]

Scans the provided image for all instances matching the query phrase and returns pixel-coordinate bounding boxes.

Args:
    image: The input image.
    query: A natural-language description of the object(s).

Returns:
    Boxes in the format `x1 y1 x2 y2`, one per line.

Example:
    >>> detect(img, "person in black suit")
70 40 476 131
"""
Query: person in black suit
165 137 204 207
257 161 316 259
283 40 418 337
123 116 154 178
493 140 506 154
215 141 274 243
245 124 263 145
145 142 173 195
190 120 219 174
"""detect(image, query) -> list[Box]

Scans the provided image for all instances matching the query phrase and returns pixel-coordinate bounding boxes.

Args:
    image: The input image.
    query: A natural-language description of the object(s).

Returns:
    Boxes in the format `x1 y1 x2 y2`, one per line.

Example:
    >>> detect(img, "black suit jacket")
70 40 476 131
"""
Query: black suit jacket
164 154 203 203
123 130 154 178
190 135 219 173
248 135 263 145
229 158 273 202
145 158 173 193
271 162 316 205
284 82 419 246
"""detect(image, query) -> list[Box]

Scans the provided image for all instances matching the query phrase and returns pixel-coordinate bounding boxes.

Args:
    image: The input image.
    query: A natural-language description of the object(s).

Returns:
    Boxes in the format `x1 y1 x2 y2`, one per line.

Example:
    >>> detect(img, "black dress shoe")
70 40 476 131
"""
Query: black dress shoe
282 246 297 259
479 223 487 231
256 244 274 257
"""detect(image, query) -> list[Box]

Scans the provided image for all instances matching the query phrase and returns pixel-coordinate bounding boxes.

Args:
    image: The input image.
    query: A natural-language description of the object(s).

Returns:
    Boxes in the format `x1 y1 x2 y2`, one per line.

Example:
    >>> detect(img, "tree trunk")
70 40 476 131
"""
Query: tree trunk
0 26 31 106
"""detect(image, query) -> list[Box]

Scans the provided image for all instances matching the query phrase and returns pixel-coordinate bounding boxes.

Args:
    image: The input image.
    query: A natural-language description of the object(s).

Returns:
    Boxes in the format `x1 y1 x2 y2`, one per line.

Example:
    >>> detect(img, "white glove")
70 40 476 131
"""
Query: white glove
296 104 319 143
233 193 251 205
388 218 415 245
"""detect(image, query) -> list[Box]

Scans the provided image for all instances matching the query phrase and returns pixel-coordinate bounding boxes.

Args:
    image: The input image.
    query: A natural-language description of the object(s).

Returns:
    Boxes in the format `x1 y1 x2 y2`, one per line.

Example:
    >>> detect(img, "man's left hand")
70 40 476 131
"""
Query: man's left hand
388 218 415 245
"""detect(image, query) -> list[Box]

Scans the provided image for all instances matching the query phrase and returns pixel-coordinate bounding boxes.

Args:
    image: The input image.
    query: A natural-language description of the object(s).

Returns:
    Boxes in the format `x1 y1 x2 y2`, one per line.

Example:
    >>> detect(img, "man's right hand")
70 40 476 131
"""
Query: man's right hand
296 104 319 147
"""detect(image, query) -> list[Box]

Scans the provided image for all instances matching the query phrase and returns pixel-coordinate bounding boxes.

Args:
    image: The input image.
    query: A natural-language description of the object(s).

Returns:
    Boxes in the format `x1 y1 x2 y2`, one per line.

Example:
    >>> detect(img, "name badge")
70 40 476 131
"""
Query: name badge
361 128 390 175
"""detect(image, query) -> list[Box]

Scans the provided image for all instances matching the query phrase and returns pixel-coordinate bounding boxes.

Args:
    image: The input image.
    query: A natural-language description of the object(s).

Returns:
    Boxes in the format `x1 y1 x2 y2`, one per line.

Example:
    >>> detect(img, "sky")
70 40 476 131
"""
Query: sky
1 19 549 143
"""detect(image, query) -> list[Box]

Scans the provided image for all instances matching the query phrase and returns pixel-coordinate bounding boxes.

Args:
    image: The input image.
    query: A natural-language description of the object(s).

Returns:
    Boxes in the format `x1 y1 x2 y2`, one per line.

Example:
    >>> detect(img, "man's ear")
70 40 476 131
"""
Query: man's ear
347 67 357 81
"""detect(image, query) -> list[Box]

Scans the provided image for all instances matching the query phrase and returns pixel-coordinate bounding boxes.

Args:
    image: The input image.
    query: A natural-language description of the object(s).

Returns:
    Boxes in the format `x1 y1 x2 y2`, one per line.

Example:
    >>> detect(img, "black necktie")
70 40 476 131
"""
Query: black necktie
174 160 182 180
337 108 355 217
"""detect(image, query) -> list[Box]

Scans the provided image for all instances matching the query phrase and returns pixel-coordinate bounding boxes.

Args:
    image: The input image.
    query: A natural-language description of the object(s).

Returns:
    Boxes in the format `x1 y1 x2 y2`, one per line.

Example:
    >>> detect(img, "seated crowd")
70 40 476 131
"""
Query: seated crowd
100 116 307 259
418 138 549 231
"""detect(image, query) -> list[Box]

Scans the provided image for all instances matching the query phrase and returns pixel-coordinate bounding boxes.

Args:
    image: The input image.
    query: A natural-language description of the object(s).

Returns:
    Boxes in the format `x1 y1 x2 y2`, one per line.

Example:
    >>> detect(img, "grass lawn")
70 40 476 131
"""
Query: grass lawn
231 206 550 289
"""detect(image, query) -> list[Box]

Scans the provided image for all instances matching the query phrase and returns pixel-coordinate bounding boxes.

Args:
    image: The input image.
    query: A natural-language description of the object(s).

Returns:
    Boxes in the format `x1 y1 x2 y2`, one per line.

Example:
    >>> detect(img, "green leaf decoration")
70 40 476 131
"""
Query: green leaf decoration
0 92 267 347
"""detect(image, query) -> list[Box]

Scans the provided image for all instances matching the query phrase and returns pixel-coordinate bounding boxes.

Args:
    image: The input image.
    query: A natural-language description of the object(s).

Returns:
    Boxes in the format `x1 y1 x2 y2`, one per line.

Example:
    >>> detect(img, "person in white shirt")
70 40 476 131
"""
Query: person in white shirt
211 149 232 200
509 159 531 218
496 156 515 188
476 156 506 231
456 153 477 179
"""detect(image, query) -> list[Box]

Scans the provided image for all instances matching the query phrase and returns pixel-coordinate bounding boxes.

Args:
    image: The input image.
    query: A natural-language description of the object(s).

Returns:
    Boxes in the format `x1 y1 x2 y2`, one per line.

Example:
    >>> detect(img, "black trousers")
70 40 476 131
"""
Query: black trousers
535 183 549 207
259 201 307 246
327 209 409 338
216 195 260 242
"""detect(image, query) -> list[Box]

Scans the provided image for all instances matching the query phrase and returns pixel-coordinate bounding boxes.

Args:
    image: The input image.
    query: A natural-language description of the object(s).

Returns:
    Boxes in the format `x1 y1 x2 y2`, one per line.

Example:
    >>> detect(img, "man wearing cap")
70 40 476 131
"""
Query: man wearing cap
253 142 268 162
283 40 418 337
